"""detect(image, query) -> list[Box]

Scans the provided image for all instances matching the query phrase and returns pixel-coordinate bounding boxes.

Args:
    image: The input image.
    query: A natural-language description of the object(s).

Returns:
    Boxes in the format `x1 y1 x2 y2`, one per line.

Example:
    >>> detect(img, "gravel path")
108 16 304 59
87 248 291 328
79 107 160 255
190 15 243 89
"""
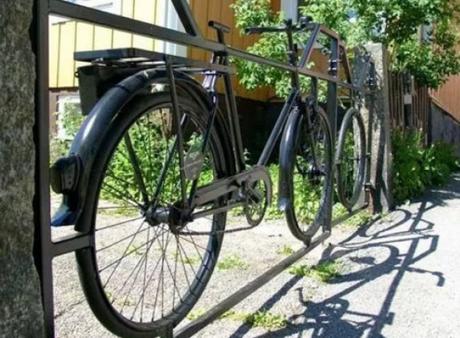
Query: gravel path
53 174 460 337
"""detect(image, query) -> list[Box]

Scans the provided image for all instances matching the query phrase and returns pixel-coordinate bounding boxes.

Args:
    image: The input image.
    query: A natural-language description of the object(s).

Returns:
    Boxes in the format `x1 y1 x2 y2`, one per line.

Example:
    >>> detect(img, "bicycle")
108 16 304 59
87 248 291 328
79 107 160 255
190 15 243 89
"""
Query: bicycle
49 5 371 336
335 49 374 211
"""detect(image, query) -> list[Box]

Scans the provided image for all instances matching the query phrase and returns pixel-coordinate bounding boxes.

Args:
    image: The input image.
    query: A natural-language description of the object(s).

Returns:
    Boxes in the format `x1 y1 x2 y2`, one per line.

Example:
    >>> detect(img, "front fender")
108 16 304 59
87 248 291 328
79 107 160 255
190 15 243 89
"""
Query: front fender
51 69 215 226
278 107 302 212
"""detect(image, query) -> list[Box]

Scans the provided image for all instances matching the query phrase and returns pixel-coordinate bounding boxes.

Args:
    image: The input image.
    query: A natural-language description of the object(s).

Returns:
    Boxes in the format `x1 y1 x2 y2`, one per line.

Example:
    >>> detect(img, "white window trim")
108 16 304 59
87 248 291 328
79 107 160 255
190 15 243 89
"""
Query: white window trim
155 1 187 57
56 94 81 140
281 0 299 23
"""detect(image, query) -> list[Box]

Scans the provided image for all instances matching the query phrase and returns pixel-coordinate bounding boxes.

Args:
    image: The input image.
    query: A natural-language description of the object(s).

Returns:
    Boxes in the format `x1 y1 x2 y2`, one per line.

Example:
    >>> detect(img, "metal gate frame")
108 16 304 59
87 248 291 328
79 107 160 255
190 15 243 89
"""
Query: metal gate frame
32 1 372 336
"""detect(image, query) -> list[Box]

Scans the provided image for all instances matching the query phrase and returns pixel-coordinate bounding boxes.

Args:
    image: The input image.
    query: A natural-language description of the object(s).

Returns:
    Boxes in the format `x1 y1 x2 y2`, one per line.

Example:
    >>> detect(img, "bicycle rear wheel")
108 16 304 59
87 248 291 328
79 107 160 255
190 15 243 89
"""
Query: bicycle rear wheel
75 92 229 337
335 107 366 211
280 106 333 244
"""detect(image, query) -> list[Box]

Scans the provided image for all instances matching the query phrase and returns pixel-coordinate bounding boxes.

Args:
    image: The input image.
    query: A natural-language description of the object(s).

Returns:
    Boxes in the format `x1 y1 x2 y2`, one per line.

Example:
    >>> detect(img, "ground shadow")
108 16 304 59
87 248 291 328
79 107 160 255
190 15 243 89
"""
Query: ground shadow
228 176 460 338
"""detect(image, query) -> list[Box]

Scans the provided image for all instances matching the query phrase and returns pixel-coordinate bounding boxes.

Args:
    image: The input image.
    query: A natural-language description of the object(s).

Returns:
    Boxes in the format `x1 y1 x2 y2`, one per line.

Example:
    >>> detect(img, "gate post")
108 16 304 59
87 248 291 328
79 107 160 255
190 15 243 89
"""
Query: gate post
363 43 394 212
0 1 45 336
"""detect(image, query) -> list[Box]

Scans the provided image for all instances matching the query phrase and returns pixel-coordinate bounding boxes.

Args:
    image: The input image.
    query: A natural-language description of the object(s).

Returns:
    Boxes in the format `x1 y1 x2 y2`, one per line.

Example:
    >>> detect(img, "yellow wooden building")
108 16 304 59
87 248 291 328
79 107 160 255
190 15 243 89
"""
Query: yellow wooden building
49 0 284 102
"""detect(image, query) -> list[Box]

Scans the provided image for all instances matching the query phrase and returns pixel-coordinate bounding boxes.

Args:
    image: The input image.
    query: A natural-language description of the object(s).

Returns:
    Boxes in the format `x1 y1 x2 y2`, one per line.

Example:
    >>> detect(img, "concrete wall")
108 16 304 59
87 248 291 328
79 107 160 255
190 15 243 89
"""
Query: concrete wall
362 43 393 213
0 1 44 336
430 102 460 156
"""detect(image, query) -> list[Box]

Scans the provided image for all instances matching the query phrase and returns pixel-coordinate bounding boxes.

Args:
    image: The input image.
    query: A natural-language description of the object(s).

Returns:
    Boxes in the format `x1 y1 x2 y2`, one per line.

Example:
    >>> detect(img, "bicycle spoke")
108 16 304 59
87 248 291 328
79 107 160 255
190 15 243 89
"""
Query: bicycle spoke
124 133 150 205
100 221 148 288
96 216 144 233
98 228 167 274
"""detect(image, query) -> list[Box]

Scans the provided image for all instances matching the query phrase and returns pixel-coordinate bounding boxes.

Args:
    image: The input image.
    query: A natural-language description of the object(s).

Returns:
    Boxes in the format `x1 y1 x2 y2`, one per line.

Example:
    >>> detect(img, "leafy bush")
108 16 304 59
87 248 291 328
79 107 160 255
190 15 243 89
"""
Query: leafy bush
231 0 460 90
50 102 84 164
392 130 459 204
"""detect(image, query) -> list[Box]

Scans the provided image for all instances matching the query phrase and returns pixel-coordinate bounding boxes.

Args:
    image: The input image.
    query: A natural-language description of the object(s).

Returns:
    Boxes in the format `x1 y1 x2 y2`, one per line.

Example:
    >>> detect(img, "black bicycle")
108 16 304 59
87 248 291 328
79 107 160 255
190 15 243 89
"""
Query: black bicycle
49 8 371 337
335 49 374 211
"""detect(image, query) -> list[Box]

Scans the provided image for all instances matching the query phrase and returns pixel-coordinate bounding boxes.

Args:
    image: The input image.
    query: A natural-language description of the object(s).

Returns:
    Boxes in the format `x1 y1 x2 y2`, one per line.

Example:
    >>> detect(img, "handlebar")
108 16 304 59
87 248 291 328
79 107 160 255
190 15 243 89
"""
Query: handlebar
244 16 313 35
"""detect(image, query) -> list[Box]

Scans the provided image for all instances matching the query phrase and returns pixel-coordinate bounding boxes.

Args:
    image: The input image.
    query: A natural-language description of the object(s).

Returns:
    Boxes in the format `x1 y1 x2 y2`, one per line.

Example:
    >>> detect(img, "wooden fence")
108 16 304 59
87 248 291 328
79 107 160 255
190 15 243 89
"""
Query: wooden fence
388 71 431 141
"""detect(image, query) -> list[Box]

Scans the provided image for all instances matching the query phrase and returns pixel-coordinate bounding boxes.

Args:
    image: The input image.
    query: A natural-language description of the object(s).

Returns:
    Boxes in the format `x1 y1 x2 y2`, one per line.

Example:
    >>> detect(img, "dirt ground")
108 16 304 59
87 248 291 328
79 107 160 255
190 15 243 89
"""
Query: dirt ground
52 174 460 337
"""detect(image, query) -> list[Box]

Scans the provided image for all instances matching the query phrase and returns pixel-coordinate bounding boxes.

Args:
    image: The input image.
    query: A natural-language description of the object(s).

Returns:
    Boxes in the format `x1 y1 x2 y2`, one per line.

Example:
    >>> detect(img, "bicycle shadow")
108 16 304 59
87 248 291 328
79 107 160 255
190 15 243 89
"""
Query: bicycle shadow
228 179 458 338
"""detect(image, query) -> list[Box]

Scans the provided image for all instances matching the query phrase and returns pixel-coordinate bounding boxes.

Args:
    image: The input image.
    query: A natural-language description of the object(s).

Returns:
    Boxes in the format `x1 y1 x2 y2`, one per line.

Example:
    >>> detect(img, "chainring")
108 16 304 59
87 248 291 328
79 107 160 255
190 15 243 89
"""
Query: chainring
243 176 270 226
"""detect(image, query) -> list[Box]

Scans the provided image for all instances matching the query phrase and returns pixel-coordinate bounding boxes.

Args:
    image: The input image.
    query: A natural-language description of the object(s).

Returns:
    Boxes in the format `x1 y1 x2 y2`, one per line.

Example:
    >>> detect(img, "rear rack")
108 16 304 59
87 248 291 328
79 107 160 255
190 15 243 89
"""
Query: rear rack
74 47 233 74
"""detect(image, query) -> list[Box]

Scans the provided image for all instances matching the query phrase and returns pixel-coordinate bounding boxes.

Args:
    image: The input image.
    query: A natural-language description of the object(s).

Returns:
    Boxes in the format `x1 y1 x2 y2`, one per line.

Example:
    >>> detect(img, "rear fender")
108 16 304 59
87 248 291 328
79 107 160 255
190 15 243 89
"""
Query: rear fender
51 69 232 227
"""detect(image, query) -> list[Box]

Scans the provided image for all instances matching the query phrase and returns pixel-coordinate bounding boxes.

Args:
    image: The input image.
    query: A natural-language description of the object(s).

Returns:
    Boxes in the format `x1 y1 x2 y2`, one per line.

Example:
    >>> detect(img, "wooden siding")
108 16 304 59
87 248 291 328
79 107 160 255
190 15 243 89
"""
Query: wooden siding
50 0 163 88
188 0 276 100
430 75 460 122
50 0 281 101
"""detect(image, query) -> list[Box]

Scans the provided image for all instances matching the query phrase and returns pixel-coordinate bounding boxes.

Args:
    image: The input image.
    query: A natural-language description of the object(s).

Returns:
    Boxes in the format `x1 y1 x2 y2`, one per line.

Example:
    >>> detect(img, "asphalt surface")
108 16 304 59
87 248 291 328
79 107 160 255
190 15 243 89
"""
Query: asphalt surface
54 174 460 337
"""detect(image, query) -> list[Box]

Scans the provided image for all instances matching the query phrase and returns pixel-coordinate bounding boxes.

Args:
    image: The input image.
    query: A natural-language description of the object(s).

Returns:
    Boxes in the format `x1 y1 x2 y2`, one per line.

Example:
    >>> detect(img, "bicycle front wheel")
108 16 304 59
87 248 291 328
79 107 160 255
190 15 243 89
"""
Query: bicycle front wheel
76 92 229 337
335 107 366 211
280 106 333 244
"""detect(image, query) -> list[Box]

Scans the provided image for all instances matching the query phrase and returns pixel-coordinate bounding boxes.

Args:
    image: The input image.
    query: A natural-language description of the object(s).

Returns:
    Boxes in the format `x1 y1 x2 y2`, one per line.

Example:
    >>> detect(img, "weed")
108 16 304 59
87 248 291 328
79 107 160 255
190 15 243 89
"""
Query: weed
289 260 341 283
221 310 287 330
217 255 248 271
276 245 294 256
187 308 206 320
342 210 373 228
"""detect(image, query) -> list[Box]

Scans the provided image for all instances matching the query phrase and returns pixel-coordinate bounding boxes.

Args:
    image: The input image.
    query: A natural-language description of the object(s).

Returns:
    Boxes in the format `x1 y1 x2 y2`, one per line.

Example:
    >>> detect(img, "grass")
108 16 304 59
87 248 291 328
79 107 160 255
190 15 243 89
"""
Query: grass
217 255 249 271
289 260 342 283
342 210 373 228
186 308 206 321
276 245 295 256
187 309 288 330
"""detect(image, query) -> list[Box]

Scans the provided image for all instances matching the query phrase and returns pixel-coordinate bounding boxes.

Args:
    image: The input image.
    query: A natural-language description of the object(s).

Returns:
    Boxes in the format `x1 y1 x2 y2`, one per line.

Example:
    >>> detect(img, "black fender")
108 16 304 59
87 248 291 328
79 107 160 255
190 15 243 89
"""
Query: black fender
278 107 302 212
51 69 233 227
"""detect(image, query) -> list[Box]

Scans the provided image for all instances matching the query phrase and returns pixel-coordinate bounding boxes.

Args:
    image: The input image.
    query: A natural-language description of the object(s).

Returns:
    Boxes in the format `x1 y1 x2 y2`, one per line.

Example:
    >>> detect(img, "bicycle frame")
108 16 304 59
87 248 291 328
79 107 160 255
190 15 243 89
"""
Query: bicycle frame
35 2 376 337
47 0 374 226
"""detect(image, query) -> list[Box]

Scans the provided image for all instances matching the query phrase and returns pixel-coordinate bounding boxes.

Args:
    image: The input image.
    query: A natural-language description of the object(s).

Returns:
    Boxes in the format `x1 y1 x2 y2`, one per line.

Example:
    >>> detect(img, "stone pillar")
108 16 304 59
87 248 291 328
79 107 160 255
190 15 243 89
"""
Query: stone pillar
363 43 393 212
0 1 44 336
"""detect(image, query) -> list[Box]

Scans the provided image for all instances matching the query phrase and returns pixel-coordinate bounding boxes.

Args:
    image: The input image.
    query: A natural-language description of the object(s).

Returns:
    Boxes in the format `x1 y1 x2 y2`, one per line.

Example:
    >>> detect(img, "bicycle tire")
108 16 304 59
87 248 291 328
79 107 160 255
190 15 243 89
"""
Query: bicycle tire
75 92 230 337
280 106 333 244
335 107 366 211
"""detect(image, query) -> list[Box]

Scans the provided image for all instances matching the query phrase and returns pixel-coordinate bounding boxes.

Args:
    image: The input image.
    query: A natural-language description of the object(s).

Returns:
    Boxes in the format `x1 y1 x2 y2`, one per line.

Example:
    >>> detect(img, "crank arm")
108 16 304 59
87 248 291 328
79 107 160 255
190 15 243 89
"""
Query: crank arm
191 165 272 208
191 201 245 220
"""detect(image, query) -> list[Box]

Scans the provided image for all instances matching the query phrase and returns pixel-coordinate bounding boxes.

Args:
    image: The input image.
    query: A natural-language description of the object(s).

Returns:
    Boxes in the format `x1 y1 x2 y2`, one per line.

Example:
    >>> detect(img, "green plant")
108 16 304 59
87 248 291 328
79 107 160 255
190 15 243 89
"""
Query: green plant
231 0 460 90
50 102 85 164
221 310 288 330
102 119 215 205
289 260 341 282
217 255 249 271
265 164 324 223
392 130 459 204
243 311 288 330
343 210 373 228
276 244 294 256
186 308 206 320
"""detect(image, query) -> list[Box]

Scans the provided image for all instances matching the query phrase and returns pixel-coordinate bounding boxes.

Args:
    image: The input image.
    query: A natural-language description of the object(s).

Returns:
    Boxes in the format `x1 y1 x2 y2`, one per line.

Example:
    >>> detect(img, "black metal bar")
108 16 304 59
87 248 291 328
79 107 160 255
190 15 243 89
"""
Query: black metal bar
166 61 188 206
299 24 321 68
49 0 223 53
33 0 55 337
74 48 233 74
52 233 92 257
171 0 201 37
222 72 246 171
257 90 298 166
174 231 331 338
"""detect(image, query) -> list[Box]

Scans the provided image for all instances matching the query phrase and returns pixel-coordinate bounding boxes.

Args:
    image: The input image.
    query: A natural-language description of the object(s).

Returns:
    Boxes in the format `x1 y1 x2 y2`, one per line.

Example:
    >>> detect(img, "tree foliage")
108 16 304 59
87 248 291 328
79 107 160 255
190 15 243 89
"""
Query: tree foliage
231 0 460 91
